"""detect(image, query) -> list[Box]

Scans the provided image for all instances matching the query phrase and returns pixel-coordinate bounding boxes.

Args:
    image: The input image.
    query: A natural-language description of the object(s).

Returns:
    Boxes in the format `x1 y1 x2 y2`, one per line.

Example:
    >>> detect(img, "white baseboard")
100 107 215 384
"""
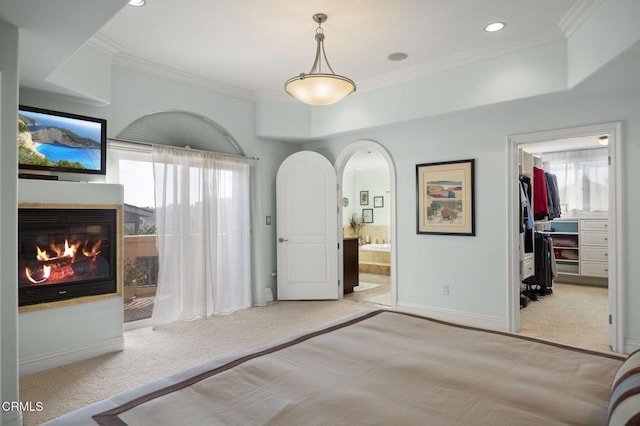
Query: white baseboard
19 336 124 377
124 317 152 331
396 302 509 331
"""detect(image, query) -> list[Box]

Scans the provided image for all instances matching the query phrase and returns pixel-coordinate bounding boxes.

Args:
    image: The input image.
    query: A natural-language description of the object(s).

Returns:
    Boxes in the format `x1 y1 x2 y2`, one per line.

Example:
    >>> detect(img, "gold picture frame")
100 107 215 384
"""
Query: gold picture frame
416 159 475 236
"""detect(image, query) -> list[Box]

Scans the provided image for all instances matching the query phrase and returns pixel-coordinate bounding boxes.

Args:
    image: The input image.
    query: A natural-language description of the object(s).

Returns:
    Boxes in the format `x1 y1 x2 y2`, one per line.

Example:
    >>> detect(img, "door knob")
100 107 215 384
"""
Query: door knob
278 237 289 243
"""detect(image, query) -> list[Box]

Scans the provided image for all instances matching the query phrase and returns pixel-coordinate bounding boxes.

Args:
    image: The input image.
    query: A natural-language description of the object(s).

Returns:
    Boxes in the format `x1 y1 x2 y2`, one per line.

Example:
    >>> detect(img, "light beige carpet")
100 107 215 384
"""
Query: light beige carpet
519 282 610 352
20 299 369 425
20 282 609 425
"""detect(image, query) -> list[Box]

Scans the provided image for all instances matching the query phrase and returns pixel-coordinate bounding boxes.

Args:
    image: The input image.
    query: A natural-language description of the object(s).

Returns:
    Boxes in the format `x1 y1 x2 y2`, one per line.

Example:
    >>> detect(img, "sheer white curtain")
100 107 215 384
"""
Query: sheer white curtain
545 148 608 214
152 145 252 328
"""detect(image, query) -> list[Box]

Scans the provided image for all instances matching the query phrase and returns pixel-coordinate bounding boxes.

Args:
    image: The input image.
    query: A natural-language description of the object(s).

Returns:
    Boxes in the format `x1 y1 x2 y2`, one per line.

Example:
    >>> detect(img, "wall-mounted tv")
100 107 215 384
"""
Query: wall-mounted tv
18 105 107 177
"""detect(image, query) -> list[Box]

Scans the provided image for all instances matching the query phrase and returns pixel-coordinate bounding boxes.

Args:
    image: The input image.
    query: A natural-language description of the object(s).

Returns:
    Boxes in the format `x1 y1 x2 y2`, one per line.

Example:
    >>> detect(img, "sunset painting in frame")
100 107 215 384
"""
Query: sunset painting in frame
416 159 475 235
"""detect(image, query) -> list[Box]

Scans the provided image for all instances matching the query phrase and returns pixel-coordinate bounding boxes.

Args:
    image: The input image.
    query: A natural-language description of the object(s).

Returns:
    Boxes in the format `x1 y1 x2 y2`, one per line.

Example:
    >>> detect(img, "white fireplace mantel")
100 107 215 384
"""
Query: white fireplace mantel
18 179 125 376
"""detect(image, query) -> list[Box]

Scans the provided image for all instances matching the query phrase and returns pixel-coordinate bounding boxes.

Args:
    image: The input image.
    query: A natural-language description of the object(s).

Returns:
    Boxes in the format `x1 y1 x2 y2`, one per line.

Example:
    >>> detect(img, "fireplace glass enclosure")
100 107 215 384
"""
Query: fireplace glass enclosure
18 207 118 307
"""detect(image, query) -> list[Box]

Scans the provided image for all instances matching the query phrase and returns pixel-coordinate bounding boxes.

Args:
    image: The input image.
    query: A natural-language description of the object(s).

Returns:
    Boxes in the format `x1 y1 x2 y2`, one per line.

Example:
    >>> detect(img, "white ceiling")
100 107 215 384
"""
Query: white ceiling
1 0 600 101
94 0 591 99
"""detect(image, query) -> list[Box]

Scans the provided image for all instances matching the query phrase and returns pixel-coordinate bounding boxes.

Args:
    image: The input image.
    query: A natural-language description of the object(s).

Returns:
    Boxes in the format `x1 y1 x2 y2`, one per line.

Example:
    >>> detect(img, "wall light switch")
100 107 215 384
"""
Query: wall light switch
266 216 271 226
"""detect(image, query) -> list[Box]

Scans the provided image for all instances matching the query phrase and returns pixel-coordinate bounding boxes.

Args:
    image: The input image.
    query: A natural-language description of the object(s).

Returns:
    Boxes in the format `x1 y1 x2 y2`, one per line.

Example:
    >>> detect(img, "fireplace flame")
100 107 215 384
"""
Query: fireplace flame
36 245 50 261
25 238 103 285
25 265 51 284
64 239 82 258
82 239 102 258
35 239 83 262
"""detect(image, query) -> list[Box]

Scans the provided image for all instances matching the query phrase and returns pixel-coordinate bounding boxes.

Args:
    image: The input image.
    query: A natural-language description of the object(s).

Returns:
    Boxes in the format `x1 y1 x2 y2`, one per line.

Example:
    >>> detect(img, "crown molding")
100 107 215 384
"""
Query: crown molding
91 33 289 103
558 0 602 36
357 32 563 93
90 32 256 102
87 33 123 57
112 53 255 102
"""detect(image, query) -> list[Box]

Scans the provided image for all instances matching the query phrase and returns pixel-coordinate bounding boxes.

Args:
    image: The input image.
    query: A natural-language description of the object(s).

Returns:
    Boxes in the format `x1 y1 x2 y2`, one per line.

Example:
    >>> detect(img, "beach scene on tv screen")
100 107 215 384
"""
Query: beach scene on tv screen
18 110 102 171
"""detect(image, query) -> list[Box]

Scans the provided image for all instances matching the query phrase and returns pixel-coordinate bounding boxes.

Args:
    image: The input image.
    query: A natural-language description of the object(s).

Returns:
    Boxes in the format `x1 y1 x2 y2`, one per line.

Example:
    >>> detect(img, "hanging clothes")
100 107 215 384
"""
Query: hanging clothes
523 232 557 291
545 172 561 219
519 177 533 253
533 166 549 220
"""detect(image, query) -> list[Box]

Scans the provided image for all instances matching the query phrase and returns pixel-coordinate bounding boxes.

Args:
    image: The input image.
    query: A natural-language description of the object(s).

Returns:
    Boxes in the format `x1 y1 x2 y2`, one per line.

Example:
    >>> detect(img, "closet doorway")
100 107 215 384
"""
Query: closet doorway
335 141 396 309
507 122 623 353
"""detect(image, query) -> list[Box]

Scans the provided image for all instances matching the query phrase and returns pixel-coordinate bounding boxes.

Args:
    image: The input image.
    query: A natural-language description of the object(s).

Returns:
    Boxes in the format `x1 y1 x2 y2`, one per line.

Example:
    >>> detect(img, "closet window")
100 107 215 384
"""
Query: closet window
544 148 608 214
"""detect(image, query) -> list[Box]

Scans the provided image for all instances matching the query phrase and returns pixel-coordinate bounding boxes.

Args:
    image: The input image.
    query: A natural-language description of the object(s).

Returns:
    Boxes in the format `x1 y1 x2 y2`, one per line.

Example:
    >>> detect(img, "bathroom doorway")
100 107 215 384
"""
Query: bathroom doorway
335 141 396 308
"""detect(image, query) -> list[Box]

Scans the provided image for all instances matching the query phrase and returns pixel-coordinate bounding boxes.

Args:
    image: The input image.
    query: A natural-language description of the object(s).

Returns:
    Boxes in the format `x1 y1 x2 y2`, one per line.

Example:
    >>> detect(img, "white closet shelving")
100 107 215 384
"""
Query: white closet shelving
544 217 608 278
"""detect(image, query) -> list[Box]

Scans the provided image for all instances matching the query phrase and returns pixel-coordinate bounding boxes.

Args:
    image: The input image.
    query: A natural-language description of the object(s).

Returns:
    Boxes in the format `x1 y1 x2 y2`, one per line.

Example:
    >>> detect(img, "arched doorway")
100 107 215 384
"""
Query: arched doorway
335 141 397 308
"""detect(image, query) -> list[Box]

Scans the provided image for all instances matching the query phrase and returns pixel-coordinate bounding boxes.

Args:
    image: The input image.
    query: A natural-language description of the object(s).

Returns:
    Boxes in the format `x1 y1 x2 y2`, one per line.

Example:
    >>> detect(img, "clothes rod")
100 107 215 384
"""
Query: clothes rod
107 137 259 161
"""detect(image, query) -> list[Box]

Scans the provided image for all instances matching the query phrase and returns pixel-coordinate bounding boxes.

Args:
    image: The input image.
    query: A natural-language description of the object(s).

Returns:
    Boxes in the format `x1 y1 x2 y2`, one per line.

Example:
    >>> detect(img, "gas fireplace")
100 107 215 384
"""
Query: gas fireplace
18 206 119 307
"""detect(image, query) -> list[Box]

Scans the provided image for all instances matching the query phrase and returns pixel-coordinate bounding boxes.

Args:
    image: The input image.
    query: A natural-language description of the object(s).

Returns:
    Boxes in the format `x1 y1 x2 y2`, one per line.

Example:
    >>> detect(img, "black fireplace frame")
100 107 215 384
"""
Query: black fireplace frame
18 204 122 309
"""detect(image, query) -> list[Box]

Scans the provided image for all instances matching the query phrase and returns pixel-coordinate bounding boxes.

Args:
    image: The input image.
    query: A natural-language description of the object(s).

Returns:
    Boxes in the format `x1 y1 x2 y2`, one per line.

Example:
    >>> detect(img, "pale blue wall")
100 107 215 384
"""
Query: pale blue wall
342 173 356 227
353 175 390 226
303 86 640 343
0 20 21 426
568 0 640 87
46 44 113 105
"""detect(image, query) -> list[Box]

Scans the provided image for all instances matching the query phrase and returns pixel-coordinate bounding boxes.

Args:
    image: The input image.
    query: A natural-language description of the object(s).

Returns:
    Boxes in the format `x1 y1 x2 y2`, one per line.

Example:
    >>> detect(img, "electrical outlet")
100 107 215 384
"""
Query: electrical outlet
443 285 450 295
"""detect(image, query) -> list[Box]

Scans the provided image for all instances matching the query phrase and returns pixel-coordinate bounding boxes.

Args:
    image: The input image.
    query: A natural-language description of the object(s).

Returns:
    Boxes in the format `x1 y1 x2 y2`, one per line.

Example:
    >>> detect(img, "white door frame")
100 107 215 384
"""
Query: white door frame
506 122 624 353
335 140 397 308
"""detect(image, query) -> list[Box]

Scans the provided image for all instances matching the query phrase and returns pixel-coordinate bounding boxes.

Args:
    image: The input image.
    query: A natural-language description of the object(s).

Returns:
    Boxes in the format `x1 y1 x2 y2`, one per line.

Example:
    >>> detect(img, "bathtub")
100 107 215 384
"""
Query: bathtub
359 244 390 275
360 243 391 252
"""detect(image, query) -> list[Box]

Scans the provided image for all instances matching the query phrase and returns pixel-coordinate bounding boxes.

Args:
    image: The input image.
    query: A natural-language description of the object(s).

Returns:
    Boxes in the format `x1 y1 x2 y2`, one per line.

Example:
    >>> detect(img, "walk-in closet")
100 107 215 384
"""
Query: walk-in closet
517 135 610 352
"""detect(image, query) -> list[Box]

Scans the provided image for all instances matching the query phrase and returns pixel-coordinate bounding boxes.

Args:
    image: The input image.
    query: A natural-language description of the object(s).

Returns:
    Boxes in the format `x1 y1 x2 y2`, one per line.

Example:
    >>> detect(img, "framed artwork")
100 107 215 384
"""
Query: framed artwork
360 190 369 205
362 208 374 223
373 196 384 208
416 159 475 236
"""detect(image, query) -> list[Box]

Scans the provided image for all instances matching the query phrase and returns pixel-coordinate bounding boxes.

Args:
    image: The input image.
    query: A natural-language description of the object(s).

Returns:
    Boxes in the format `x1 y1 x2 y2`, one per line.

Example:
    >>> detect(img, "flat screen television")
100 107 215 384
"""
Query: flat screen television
18 105 107 177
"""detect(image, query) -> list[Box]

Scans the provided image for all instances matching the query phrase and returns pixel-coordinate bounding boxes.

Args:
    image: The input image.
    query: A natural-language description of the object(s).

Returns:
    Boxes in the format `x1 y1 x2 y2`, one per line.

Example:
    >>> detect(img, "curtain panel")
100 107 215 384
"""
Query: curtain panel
152 145 252 327
545 148 608 214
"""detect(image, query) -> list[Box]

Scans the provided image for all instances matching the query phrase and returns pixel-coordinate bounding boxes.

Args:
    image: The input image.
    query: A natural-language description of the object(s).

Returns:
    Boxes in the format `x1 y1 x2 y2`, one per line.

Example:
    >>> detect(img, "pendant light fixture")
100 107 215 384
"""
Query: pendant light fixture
284 13 356 106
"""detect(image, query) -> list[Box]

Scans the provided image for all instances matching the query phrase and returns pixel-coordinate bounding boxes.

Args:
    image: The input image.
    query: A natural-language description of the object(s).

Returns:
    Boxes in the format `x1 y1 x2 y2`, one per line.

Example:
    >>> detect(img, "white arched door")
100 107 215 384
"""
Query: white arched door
276 151 339 300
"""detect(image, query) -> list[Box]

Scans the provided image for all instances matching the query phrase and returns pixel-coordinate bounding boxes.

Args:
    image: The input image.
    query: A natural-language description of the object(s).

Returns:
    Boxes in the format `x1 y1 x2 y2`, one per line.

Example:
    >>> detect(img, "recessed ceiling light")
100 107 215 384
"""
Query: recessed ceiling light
484 22 505 32
128 0 146 6
387 52 408 61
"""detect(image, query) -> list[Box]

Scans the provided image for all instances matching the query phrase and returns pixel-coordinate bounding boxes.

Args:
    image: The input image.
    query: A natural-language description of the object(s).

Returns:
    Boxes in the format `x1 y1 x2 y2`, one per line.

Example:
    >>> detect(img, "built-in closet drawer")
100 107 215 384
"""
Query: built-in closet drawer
580 232 608 245
581 246 608 262
521 256 534 279
581 262 608 277
579 218 608 278
580 220 608 232
557 262 579 275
